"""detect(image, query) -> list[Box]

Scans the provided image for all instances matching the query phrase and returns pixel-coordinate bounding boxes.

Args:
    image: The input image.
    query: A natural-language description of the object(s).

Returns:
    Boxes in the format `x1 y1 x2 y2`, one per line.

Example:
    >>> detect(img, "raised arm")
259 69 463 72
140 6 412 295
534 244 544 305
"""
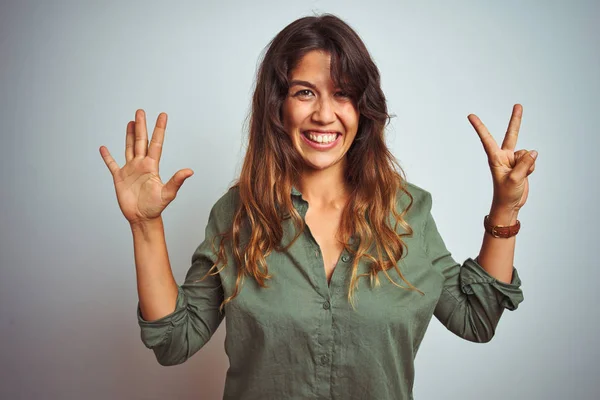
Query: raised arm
424 192 524 343
101 110 225 365
467 104 537 283
429 104 536 342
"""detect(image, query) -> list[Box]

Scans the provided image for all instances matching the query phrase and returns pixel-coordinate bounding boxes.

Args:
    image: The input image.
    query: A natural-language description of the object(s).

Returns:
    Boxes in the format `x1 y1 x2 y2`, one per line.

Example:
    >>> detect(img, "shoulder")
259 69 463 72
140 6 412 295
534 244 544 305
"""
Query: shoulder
211 185 240 213
206 185 241 232
395 181 433 223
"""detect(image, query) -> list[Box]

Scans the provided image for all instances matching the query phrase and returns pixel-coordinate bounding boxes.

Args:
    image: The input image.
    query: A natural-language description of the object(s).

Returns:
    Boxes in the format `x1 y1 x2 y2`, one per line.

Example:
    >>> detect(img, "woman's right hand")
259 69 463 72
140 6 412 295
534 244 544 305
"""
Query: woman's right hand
99 110 194 226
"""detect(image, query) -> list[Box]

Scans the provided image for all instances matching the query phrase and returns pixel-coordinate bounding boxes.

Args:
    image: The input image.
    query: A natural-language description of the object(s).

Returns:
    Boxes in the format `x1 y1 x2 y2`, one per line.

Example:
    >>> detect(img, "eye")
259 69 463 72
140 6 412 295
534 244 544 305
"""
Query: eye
335 91 351 99
293 89 314 98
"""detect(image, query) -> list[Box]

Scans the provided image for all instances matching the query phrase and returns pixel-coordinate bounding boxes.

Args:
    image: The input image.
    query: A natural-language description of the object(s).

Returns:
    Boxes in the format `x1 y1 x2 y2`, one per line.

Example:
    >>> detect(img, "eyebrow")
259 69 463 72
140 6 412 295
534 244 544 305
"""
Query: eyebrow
289 80 317 90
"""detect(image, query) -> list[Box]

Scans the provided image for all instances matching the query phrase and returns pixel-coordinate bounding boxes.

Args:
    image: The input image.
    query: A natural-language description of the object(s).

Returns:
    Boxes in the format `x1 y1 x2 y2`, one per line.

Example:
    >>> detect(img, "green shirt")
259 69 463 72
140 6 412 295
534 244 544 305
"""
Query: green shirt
137 182 523 400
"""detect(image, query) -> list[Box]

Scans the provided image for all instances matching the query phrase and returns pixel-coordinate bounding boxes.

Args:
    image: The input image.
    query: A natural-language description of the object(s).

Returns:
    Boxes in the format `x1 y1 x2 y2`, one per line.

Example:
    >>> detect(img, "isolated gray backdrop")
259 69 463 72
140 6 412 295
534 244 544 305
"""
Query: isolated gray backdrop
1 0 598 399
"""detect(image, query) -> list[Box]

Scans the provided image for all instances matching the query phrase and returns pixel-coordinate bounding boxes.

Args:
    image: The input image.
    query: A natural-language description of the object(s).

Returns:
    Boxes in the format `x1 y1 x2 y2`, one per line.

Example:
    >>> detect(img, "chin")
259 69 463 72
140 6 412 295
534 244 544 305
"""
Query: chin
301 155 343 171
292 136 347 171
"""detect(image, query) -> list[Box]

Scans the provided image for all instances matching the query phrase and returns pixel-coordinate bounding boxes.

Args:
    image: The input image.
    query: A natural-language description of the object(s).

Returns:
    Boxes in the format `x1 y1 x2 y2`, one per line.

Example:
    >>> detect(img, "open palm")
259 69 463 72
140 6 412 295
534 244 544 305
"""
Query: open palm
99 110 194 225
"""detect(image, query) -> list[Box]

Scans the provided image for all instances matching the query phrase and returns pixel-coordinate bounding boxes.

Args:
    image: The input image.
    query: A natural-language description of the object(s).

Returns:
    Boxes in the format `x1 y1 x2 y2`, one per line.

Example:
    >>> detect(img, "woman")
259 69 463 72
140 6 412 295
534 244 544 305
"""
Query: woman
100 14 536 400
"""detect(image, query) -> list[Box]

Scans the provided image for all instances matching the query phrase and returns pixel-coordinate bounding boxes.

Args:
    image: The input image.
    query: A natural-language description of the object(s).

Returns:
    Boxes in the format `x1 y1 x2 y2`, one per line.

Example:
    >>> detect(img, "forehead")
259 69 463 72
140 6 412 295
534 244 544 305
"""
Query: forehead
289 50 332 81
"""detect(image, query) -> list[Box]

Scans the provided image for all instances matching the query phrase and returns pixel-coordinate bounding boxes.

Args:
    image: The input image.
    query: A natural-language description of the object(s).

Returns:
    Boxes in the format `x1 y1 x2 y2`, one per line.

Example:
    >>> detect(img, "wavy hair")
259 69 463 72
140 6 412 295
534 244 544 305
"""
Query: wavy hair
203 14 421 310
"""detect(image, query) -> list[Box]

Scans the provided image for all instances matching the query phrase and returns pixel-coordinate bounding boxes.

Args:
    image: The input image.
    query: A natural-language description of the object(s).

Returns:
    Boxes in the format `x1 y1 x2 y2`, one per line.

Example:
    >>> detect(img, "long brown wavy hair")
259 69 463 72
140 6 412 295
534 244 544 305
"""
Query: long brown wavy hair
204 14 421 310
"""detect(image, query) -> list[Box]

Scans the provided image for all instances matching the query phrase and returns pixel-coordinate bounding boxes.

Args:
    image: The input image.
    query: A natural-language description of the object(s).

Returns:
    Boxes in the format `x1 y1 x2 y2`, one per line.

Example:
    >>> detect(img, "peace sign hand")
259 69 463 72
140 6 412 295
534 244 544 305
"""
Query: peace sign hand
468 104 537 213
99 110 194 226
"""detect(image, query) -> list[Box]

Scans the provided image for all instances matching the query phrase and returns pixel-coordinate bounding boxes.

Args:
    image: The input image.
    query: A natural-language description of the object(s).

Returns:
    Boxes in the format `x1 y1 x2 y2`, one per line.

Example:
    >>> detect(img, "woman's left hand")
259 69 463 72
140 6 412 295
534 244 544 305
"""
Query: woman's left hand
467 104 537 213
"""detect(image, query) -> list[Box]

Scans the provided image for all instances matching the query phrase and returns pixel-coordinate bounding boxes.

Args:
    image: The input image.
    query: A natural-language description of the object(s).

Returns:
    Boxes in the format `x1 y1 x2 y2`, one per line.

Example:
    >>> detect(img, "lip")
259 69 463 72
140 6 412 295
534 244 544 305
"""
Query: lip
300 130 342 150
304 129 341 134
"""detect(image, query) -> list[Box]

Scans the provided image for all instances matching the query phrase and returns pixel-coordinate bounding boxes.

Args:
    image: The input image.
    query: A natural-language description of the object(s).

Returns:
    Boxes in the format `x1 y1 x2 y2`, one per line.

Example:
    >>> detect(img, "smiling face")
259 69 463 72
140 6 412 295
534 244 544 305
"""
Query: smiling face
282 50 360 173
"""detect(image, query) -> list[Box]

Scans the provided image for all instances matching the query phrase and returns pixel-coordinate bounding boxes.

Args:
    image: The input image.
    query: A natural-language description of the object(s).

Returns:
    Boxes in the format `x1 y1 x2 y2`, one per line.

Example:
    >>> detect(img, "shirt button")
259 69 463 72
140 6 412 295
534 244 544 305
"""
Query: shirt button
320 355 328 365
341 255 350 263
322 301 330 310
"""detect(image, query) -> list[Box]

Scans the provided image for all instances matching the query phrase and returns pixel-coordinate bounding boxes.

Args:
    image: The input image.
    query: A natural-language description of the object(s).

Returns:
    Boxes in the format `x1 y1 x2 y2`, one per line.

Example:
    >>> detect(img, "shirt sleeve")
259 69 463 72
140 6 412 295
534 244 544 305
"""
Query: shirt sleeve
136 202 226 366
421 192 524 343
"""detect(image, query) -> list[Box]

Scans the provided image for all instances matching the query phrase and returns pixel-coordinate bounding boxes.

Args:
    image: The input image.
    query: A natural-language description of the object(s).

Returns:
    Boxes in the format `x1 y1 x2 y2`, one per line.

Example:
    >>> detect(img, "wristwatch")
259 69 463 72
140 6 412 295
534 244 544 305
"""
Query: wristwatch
484 215 521 238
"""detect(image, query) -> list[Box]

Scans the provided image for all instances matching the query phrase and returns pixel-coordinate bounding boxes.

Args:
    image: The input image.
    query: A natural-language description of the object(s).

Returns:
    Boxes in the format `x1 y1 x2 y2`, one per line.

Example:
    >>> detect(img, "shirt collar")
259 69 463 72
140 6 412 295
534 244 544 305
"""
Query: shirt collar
290 185 356 245
290 186 303 197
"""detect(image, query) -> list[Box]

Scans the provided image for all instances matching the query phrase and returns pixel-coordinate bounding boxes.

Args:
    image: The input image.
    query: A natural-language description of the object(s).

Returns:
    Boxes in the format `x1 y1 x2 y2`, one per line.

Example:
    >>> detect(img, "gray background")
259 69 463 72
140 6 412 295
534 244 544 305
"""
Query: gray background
1 0 598 399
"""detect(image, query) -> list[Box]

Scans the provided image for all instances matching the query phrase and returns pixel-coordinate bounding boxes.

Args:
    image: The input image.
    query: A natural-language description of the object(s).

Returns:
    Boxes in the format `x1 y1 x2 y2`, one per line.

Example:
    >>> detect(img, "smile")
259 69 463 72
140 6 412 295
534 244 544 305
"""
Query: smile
303 131 339 144
301 130 342 150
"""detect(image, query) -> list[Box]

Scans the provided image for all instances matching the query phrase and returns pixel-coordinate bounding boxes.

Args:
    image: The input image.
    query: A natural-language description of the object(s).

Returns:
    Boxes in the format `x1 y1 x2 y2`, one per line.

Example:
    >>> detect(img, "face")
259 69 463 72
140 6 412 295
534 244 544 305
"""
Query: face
282 50 359 172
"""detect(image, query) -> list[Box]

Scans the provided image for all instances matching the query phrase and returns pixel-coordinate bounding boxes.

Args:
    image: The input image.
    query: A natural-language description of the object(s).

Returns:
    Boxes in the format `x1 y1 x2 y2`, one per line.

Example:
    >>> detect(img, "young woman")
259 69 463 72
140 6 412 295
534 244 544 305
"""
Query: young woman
100 14 536 400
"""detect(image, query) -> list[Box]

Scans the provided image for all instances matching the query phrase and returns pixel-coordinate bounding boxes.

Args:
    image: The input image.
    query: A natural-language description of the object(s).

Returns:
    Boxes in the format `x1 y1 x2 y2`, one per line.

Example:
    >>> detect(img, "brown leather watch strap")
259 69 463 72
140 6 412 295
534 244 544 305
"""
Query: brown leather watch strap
484 214 521 238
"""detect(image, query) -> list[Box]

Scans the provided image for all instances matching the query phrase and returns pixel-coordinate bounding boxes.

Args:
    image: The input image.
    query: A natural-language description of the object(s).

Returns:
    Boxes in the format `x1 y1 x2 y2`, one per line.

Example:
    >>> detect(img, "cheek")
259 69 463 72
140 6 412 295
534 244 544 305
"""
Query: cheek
341 103 359 123
282 104 300 146
282 104 299 130
343 111 360 134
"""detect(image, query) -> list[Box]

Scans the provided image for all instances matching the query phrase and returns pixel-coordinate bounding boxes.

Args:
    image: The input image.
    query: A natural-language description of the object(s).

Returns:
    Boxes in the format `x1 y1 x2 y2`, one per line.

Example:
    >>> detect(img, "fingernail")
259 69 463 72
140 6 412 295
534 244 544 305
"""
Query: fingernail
529 150 538 159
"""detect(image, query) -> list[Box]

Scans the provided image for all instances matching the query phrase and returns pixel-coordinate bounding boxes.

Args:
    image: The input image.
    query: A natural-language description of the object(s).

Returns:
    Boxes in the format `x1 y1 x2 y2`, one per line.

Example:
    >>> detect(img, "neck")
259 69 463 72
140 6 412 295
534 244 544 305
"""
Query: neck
297 159 349 209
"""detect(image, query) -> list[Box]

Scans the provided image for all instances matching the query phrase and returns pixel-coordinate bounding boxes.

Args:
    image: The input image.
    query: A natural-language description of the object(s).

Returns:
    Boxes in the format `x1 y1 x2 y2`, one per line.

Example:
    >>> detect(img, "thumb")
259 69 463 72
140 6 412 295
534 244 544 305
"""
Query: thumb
162 169 194 203
510 150 537 180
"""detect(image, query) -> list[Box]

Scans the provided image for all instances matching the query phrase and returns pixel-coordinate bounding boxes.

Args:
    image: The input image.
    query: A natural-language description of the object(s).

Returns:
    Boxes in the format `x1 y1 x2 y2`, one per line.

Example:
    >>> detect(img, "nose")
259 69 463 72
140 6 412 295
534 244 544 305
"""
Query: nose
312 95 336 125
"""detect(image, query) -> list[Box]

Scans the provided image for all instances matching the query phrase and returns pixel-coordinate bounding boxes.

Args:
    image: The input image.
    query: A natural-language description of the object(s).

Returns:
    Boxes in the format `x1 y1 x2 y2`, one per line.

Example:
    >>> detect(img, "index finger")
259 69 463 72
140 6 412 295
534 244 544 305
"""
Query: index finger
501 104 523 151
467 113 499 157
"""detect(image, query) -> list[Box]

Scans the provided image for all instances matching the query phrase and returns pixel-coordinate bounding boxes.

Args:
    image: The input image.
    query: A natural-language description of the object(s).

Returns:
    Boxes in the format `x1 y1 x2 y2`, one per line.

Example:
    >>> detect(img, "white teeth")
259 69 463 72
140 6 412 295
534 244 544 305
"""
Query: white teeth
306 132 337 144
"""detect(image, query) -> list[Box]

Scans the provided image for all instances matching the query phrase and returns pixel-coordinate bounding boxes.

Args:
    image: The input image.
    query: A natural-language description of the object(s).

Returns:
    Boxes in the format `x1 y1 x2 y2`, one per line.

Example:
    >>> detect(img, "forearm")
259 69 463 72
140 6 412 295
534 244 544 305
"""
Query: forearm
131 217 179 321
476 205 519 284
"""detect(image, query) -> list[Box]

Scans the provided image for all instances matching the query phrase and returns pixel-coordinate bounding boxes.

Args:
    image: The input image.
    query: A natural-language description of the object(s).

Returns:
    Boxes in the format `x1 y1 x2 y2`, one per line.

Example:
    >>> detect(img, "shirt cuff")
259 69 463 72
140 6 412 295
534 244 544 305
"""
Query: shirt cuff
460 257 524 311
137 286 188 348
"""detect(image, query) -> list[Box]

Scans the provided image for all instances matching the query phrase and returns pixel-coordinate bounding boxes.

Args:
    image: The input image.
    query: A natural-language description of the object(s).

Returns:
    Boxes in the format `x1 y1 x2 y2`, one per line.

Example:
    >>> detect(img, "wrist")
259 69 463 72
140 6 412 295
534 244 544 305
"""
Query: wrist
488 205 518 226
130 217 164 236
